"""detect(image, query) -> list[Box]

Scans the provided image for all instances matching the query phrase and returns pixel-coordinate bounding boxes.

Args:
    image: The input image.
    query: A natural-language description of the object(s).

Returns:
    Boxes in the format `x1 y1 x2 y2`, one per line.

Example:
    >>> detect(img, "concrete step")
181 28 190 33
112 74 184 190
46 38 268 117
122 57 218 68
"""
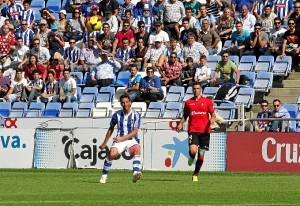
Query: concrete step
286 72 300 80
264 95 297 104
283 80 300 88
266 88 299 96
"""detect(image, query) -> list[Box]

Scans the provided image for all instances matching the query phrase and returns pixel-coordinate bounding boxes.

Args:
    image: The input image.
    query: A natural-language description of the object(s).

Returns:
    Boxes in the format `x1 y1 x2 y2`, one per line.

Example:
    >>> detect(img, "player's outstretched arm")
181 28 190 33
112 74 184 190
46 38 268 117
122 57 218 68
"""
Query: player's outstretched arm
100 126 114 150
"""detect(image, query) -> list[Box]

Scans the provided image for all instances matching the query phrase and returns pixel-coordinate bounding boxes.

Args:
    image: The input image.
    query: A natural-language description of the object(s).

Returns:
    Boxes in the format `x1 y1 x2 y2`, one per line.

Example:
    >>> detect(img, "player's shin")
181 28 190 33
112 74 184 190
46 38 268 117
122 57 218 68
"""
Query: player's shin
193 149 205 176
132 155 141 174
102 157 112 176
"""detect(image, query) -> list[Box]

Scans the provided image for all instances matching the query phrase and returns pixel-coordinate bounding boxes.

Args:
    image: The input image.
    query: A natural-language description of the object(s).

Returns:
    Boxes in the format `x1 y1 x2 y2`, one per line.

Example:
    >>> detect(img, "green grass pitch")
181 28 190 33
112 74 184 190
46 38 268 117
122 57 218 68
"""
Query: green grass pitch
1 169 300 205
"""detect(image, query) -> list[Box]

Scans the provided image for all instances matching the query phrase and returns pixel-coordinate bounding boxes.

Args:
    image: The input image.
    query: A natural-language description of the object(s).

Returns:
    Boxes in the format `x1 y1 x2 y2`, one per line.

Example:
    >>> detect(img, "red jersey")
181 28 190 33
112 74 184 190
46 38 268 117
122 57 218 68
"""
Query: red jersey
184 96 214 133
0 34 15 55
115 30 134 48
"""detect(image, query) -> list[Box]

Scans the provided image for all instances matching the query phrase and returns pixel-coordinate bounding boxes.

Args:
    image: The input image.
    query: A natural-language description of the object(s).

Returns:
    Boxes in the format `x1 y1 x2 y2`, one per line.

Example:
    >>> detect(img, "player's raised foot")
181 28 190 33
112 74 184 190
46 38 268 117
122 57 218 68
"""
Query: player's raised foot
192 175 198 182
132 172 142 183
188 157 194 166
99 176 107 184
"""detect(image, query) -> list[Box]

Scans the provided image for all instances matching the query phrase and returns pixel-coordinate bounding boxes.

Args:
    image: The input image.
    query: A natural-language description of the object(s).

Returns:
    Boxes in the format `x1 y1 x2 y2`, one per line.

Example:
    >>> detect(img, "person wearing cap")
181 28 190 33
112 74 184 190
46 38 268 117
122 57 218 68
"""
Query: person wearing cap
5 0 23 27
64 8 85 42
133 4 156 34
98 0 119 17
102 10 118 35
15 20 34 47
33 19 51 48
46 24 65 56
133 0 153 18
118 0 135 22
55 10 68 37
161 0 185 39
148 20 169 46
81 0 98 18
19 0 35 30
85 52 121 87
41 8 56 28
143 35 166 71
86 4 102 22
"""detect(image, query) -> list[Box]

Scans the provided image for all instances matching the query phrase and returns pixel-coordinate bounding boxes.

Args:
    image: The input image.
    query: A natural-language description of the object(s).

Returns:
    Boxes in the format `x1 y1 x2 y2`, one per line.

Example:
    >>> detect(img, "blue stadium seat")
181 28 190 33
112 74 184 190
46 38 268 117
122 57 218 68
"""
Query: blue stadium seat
52 12 59 21
228 55 239 66
76 103 94 117
162 102 183 118
283 103 298 132
272 62 289 76
275 56 292 73
131 102 147 117
59 102 78 117
240 71 256 87
93 102 112 117
165 86 185 102
182 86 193 102
297 94 300 106
206 62 217 71
9 102 28 117
76 87 82 101
253 72 273 93
113 71 131 86
238 56 256 72
207 55 221 62
31 0 45 8
234 87 255 109
83 72 91 85
46 0 61 13
0 102 11 117
61 0 70 10
216 102 236 127
254 56 274 72
145 102 165 118
26 102 45 117
223 40 232 50
202 87 218 97
43 102 62 117
71 72 84 87
97 86 115 102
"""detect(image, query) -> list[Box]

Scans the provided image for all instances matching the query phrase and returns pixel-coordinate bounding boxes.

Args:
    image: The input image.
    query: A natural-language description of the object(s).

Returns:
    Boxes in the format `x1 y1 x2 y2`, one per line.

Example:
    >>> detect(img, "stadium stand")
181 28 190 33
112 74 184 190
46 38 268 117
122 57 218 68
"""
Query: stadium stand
9 102 28 117
43 102 62 117
165 86 185 102
162 102 183 118
253 72 273 93
93 102 112 117
0 102 11 117
202 87 218 97
145 102 165 118
59 102 78 117
46 0 61 13
182 86 193 102
26 102 45 117
97 87 115 103
238 56 257 72
76 103 94 117
234 87 255 109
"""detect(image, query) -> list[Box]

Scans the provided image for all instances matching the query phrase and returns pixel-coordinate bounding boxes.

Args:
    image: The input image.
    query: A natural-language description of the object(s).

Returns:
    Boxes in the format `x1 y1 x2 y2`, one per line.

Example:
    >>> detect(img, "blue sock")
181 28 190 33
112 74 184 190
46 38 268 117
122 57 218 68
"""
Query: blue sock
102 158 112 176
132 155 141 173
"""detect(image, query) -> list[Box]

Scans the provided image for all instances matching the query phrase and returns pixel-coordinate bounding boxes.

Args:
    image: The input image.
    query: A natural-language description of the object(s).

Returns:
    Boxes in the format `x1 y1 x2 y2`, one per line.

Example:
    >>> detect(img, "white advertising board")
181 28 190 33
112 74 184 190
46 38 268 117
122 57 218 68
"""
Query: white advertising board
0 129 35 168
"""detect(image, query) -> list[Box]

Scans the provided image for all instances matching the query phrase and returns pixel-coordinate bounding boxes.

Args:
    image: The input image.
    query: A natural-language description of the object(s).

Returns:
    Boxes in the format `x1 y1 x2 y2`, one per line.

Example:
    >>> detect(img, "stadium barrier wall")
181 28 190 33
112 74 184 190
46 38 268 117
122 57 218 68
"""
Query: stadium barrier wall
227 132 300 172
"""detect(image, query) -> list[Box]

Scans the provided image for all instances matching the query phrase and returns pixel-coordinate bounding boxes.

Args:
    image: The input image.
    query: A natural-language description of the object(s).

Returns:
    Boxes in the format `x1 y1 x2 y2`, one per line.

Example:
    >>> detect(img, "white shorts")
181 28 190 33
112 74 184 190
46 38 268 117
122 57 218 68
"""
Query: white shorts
111 139 139 154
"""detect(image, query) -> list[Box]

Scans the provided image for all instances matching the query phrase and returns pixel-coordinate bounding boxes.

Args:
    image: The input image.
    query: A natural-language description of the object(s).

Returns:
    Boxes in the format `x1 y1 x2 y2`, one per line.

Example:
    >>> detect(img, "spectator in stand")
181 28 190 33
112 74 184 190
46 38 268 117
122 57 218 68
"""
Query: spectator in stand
46 54 64 81
21 69 43 105
245 23 269 58
232 0 256 18
118 0 135 22
0 24 15 56
53 68 77 103
180 17 198 46
26 38 51 69
124 65 142 101
24 55 46 81
181 57 196 86
257 5 277 38
152 0 164 20
161 0 185 39
102 10 118 36
0 9 7 29
290 2 300 31
148 20 169 46
165 38 182 59
98 23 115 53
143 35 166 71
64 38 82 72
267 17 286 58
199 19 220 55
33 19 51 48
179 7 201 32
133 4 156 34
254 0 274 20
0 68 10 98
5 0 23 28
134 0 153 18
120 10 136 32
98 0 119 17
80 38 102 72
81 0 98 18
86 5 102 22
40 8 56 28
217 7 235 45
19 0 35 29
46 24 65 56
64 9 85 42
136 67 164 105
0 0 8 14
206 0 223 21
194 55 211 89
159 51 182 86
270 99 292 132
81 26 101 49
134 37 147 69
135 21 150 47
182 33 209 63
211 51 240 86
86 53 121 87
254 100 272 132
198 5 216 30
55 10 68 37
236 5 256 32
115 37 135 71
11 37 29 69
112 20 135 56
37 70 59 103
280 18 300 70
15 20 34 47
184 0 200 19
4 69 27 103
274 0 294 25
70 0 86 11
227 21 250 57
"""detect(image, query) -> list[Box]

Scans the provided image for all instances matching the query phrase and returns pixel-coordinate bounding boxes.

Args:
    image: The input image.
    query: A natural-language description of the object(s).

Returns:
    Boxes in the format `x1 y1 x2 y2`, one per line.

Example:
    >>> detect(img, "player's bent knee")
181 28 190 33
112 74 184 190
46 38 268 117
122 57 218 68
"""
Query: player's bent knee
109 148 119 160
129 144 140 156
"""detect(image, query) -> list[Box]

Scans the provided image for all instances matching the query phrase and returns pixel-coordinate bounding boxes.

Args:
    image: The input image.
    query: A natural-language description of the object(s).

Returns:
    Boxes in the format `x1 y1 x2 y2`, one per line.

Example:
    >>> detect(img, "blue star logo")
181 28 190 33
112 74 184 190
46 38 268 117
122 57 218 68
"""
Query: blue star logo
162 137 189 168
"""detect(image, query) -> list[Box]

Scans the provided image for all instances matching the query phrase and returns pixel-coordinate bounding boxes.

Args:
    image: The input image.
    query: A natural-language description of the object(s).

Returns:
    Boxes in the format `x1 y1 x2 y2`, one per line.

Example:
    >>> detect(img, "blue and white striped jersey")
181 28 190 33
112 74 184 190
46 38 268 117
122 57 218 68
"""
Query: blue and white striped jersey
134 15 156 33
19 9 35 26
110 109 141 141
82 31 101 43
6 3 24 21
64 46 81 64
15 29 34 46
274 0 294 19
115 47 135 62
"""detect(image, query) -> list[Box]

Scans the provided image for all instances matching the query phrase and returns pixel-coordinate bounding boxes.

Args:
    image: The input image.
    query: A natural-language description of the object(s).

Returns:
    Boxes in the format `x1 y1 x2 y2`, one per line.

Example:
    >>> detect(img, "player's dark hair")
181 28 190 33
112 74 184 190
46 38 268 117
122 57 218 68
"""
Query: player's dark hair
274 17 281 23
120 94 131 102
63 68 71 74
32 69 40 75
192 82 202 89
16 68 23 73
273 99 281 104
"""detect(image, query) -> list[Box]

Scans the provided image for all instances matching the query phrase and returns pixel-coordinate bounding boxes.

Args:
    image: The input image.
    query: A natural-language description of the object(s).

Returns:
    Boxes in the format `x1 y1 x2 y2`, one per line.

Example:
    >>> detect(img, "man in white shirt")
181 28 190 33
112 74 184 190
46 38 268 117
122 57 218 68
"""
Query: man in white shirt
148 20 170 46
4 69 27 102
236 5 256 32
102 10 118 36
267 17 286 58
11 37 29 69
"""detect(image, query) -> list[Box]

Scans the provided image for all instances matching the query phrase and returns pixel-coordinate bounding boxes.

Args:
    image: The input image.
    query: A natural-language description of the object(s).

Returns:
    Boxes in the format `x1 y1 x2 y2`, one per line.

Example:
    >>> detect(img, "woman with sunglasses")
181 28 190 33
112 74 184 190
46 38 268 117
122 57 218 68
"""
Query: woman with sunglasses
64 8 85 42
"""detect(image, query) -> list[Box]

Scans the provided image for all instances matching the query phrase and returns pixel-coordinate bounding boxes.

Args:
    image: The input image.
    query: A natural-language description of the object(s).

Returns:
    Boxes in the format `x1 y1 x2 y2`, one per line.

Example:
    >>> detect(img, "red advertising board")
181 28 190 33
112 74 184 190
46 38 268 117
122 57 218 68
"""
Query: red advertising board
227 132 300 172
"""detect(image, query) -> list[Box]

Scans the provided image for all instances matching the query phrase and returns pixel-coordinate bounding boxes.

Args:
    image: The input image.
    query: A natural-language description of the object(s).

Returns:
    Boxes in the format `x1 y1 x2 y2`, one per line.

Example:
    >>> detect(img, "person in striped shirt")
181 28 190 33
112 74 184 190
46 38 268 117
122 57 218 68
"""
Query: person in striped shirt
133 4 156 33
19 1 35 30
15 20 34 47
5 0 23 27
100 94 142 184
63 38 82 72
274 0 294 25
115 37 135 71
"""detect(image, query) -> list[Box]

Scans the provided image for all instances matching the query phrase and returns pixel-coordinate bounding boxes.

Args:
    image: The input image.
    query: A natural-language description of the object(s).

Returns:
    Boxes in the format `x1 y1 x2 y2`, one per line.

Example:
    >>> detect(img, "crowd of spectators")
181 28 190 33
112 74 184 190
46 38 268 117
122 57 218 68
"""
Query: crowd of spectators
0 0 299 111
